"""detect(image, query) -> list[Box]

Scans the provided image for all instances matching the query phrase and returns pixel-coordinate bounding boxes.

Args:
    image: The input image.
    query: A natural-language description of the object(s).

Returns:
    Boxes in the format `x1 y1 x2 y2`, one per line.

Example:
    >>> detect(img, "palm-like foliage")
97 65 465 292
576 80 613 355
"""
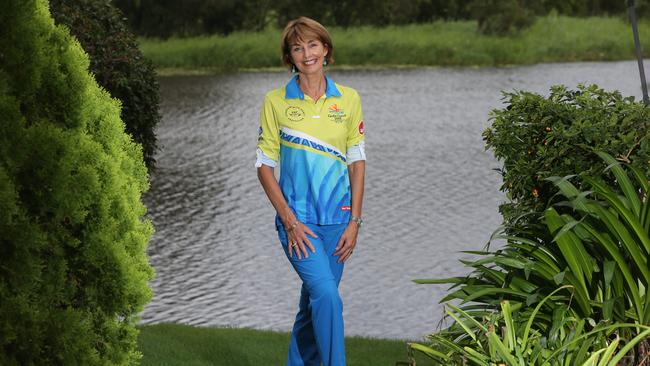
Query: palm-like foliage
408 295 650 365
413 152 650 364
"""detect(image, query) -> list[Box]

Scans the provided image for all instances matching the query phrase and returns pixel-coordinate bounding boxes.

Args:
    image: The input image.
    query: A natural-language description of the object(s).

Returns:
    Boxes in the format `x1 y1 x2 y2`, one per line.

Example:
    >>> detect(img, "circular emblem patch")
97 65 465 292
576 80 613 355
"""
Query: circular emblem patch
285 106 305 121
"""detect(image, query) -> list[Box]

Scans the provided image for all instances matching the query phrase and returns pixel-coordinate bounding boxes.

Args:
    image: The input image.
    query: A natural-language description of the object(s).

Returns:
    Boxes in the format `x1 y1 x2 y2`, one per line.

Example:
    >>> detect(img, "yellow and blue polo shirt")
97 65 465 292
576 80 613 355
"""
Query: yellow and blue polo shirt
256 75 366 225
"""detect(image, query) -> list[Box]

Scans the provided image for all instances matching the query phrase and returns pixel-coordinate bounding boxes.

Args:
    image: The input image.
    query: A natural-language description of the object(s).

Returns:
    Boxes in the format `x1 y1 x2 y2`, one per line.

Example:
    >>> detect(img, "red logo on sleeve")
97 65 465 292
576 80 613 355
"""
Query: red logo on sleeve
341 206 351 211
359 121 364 134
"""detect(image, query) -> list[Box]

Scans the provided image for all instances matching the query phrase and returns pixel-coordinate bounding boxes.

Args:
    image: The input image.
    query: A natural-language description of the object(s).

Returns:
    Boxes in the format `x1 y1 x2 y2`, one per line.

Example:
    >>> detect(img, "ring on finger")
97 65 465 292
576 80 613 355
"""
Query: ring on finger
291 242 298 248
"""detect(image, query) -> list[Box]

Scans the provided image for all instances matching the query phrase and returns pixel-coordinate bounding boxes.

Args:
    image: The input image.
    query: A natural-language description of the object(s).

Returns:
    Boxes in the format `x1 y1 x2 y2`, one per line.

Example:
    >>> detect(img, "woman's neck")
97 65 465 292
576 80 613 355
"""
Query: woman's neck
298 72 326 102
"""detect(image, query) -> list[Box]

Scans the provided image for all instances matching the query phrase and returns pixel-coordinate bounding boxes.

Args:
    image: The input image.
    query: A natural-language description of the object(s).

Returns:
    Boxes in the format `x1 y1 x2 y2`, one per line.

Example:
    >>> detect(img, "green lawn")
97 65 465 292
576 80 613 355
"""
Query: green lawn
136 323 437 366
138 15 650 75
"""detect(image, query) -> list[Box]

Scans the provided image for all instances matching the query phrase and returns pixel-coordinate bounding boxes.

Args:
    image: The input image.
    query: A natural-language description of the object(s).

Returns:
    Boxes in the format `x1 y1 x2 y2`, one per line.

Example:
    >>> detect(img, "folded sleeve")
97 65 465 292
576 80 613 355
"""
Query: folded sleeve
347 90 365 148
346 141 366 164
255 148 277 168
256 94 280 167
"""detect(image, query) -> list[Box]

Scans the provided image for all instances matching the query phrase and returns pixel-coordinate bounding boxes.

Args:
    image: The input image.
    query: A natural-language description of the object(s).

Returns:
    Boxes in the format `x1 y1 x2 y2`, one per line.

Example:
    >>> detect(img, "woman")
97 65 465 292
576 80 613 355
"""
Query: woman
255 16 366 366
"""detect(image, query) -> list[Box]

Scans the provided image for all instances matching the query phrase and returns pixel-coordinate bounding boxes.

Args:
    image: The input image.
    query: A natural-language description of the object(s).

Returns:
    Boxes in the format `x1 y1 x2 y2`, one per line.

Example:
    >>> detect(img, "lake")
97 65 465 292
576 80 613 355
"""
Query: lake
139 61 645 340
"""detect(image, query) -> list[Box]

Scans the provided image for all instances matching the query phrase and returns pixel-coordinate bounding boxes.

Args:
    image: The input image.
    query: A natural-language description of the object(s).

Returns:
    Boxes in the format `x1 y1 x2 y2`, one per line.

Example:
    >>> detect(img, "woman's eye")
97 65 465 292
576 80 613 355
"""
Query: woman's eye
293 47 302 52
309 43 317 48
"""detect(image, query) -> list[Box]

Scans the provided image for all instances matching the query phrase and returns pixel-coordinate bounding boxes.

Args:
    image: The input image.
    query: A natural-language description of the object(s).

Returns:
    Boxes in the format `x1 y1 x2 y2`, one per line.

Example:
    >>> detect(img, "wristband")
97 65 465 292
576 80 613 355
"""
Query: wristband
350 216 363 228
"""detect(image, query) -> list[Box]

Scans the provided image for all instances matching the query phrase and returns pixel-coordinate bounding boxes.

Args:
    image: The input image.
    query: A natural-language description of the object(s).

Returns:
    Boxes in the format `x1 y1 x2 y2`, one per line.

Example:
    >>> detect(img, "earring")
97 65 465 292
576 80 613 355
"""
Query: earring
291 64 297 73
323 59 328 66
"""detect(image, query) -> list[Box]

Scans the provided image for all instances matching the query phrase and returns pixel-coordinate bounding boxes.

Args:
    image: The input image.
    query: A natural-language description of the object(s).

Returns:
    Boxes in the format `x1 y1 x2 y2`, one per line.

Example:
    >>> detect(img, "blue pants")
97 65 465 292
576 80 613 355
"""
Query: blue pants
277 221 348 366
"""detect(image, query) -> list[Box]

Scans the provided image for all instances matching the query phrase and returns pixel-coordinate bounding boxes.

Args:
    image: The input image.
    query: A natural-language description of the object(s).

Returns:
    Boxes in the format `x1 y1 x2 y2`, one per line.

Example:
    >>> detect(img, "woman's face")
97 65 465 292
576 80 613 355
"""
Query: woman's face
290 37 328 75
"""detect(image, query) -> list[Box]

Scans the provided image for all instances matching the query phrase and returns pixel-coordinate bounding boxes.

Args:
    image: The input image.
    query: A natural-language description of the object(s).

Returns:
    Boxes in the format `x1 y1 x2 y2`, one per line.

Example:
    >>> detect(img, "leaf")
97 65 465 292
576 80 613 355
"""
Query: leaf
552 218 582 242
408 342 450 361
462 288 529 304
597 152 640 216
463 346 490 365
412 277 466 285
587 179 650 262
445 308 478 342
578 220 645 323
602 298 615 321
526 293 539 306
627 164 650 192
447 303 489 333
522 285 574 351
596 336 619 366
501 301 516 352
487 329 520 365
603 261 615 287
545 208 593 299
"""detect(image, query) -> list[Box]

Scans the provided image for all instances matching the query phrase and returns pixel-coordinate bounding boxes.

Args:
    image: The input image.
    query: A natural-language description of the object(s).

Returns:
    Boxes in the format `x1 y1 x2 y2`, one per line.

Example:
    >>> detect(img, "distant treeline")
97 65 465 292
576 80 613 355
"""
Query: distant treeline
112 0 647 38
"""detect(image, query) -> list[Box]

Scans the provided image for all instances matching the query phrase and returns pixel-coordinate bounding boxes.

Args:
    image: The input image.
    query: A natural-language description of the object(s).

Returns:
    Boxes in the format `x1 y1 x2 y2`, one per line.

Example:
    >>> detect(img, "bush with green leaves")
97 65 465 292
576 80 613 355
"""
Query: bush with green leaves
0 0 154 364
483 84 650 225
415 154 650 364
50 0 161 170
416 153 650 365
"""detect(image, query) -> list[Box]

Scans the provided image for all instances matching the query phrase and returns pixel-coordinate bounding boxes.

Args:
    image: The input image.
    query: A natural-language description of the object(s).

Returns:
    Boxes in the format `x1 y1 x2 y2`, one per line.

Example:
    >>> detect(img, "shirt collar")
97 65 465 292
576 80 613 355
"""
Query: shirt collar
284 74 342 100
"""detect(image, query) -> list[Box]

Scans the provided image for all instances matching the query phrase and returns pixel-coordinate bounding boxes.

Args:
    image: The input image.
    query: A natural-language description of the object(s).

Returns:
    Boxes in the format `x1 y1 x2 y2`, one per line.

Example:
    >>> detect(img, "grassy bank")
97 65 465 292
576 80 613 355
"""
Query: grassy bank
139 15 650 75
137 323 435 365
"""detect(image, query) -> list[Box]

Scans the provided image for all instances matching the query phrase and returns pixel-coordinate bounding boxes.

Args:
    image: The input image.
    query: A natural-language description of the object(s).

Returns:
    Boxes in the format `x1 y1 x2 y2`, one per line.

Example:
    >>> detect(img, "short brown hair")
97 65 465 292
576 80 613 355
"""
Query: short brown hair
280 17 334 70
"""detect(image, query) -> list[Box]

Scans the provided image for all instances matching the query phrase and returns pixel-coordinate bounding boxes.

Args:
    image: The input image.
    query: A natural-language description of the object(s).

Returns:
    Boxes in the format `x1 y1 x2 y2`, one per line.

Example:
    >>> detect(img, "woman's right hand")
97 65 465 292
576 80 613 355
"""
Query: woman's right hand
285 221 317 259
256 165 317 259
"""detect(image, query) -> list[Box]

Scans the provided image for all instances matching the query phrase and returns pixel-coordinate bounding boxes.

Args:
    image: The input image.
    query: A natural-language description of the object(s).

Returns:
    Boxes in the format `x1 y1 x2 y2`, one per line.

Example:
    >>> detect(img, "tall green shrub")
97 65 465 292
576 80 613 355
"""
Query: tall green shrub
483 84 650 225
0 0 154 364
50 0 161 170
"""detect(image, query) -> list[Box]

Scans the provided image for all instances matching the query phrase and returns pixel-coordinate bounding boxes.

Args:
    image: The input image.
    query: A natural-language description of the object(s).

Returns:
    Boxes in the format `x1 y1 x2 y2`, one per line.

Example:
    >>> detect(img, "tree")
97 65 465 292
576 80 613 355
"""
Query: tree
0 0 154 364
50 0 161 170
469 0 535 35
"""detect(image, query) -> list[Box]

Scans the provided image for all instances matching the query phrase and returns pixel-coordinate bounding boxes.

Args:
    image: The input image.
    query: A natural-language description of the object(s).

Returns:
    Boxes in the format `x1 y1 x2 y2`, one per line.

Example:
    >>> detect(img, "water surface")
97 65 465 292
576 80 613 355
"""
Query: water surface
139 61 645 340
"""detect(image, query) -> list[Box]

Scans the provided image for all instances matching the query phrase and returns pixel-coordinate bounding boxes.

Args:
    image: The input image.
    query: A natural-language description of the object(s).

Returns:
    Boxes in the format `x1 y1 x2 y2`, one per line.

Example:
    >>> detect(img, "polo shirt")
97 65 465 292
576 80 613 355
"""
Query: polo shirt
257 75 365 225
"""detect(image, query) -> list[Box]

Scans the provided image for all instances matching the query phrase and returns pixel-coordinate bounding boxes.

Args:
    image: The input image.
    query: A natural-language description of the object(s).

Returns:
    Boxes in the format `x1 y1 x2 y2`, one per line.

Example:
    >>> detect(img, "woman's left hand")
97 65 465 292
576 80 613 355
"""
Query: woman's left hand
333 222 359 263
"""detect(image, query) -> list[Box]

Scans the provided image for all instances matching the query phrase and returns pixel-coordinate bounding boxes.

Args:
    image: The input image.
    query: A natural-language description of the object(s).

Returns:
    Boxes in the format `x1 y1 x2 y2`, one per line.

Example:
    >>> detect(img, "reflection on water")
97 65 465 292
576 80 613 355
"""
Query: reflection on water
139 61 645 339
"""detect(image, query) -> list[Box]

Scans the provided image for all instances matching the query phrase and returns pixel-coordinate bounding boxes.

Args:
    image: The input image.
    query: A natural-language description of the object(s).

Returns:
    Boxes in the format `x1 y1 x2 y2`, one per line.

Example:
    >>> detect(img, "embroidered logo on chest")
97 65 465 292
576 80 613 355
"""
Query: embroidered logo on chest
285 106 305 122
327 104 346 123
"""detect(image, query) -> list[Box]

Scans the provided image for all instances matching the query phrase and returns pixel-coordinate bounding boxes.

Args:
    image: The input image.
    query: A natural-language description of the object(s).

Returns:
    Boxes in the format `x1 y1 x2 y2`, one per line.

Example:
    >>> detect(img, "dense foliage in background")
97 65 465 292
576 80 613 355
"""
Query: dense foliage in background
469 0 534 35
51 0 161 169
0 0 154 364
140 16 650 71
112 0 637 38
483 84 650 226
